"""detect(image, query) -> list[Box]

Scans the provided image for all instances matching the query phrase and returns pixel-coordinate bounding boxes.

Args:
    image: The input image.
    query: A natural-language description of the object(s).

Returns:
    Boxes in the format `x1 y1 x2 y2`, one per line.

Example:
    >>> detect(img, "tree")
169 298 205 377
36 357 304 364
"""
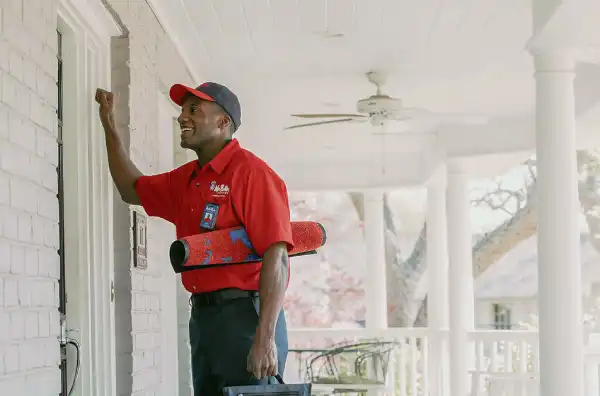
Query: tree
412 150 600 327
285 150 600 329
349 160 536 327
285 194 367 328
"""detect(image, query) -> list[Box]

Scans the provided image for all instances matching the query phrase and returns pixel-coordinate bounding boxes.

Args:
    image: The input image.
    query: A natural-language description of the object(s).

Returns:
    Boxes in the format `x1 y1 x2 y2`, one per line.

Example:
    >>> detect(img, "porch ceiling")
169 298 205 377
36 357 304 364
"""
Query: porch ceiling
149 0 600 190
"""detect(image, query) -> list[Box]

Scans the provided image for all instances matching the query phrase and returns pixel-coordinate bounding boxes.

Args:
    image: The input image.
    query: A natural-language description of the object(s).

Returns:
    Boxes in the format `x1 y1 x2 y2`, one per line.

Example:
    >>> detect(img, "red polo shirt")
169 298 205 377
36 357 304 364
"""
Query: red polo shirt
135 139 294 294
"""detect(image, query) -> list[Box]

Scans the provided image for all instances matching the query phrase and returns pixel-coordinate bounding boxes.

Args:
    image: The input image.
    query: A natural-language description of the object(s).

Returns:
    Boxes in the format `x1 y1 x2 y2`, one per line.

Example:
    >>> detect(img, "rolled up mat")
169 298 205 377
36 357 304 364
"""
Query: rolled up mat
169 221 327 273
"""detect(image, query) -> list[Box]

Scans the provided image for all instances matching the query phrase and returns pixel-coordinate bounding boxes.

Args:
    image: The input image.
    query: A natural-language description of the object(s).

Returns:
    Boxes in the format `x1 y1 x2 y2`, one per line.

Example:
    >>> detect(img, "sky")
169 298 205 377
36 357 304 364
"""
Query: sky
469 164 531 233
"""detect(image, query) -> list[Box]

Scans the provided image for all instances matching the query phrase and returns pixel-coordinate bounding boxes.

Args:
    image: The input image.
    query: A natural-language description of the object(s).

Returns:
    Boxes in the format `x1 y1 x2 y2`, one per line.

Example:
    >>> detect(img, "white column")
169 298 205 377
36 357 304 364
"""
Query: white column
427 167 450 396
446 163 475 396
533 50 584 396
364 191 388 329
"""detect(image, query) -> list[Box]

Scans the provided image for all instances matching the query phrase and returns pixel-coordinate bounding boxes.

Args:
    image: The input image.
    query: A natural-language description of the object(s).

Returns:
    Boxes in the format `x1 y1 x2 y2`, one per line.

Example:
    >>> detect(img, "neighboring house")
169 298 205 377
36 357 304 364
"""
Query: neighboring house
474 232 600 330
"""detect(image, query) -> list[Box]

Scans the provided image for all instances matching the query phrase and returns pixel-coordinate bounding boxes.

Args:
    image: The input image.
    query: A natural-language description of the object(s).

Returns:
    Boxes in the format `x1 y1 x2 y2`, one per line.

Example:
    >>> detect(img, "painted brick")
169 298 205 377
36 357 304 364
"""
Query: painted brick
1 73 18 111
10 243 25 274
38 310 50 337
24 311 38 338
0 172 9 205
22 56 37 91
17 279 32 307
30 215 46 246
1 0 196 393
29 279 43 307
17 213 33 243
3 144 31 181
0 104 8 138
9 311 25 340
37 189 58 221
20 340 40 370
35 127 58 165
134 331 156 351
8 47 24 83
0 311 9 342
0 0 62 392
0 344 4 375
4 344 20 373
0 40 9 73
1 208 19 240
4 278 18 307
146 294 159 312
9 113 36 150
9 178 38 213
24 247 38 276
0 239 10 274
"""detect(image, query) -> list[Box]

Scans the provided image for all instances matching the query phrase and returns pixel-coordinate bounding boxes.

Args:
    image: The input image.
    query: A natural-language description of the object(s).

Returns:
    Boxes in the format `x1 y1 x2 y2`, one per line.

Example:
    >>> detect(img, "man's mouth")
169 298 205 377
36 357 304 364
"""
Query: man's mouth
180 127 194 139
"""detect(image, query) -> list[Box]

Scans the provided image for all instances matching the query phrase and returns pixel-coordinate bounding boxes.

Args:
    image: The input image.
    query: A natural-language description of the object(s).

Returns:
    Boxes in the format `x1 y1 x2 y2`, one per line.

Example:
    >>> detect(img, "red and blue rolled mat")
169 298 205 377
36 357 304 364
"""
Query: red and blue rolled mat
169 221 327 273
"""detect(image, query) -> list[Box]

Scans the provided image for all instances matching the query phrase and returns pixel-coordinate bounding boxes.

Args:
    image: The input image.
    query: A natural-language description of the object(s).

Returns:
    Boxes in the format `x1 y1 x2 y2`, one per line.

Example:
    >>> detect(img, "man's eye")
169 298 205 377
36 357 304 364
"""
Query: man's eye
190 106 198 114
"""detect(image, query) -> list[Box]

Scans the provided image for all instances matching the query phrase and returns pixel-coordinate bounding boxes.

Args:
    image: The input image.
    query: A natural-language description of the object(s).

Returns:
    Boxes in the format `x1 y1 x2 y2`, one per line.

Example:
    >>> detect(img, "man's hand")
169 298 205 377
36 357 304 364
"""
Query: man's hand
247 242 289 380
247 336 278 379
95 88 115 131
95 87 143 204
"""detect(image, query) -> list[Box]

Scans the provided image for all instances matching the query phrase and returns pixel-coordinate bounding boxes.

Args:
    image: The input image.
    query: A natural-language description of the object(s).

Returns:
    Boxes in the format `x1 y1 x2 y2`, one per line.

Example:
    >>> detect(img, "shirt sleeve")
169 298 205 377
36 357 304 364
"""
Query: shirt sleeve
237 166 294 257
135 171 178 223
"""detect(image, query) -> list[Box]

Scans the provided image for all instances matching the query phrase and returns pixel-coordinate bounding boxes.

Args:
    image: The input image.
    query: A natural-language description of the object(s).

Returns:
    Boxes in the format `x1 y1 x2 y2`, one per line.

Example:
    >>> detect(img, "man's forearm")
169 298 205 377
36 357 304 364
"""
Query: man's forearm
256 243 289 341
103 126 143 204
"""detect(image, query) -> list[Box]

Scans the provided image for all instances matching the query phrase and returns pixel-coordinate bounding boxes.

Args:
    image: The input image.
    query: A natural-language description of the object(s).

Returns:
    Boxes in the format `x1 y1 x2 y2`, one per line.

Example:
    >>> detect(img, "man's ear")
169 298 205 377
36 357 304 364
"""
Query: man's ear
219 114 232 131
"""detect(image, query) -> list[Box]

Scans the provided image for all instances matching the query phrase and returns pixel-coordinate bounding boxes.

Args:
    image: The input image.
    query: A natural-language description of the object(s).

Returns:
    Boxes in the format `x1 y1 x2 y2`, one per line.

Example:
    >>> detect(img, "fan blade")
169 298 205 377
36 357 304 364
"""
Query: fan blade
284 118 359 130
388 107 431 119
290 113 367 119
390 108 488 124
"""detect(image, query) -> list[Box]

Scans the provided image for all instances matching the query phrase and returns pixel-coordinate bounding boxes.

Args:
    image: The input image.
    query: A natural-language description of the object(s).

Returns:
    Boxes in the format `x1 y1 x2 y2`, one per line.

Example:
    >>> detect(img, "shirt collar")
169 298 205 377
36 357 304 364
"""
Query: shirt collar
188 138 241 180
208 138 240 174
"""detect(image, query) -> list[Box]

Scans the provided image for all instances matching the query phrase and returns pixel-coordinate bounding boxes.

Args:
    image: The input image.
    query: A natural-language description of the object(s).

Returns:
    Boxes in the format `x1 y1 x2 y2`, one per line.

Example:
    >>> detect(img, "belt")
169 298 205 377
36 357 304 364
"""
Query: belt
190 288 258 307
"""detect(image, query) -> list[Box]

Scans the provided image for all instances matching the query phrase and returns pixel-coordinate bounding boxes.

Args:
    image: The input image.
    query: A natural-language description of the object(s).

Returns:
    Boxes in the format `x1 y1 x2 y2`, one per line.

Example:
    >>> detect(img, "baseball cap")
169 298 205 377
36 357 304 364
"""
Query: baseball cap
169 82 242 132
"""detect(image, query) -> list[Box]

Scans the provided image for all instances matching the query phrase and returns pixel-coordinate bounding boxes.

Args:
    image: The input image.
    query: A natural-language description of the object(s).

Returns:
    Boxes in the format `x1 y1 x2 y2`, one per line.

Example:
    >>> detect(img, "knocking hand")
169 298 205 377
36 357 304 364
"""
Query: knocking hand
95 88 115 131
247 336 278 380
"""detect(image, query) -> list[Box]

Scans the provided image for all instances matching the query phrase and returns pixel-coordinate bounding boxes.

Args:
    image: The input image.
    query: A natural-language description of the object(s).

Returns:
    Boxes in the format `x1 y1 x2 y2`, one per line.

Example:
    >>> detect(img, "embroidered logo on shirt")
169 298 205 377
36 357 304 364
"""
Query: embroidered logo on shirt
209 181 230 197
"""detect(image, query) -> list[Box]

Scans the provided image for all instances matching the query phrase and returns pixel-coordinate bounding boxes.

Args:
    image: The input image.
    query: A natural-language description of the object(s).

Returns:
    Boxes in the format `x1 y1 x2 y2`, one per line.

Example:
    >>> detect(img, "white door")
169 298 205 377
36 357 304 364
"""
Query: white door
57 3 120 394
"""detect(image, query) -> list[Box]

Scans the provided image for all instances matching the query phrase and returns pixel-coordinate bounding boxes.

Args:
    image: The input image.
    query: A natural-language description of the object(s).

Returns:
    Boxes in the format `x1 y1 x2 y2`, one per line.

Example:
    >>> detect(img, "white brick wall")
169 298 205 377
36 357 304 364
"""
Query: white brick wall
0 0 63 394
105 1 195 396
1 0 196 395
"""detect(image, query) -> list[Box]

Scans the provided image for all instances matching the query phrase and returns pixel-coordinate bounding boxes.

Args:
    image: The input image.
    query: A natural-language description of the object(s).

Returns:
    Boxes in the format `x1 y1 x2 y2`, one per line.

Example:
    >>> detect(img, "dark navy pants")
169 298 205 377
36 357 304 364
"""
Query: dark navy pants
189 294 288 396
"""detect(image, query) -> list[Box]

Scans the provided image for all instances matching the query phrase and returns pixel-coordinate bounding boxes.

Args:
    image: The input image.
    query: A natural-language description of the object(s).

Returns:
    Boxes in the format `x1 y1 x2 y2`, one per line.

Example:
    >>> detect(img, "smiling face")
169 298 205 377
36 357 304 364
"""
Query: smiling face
177 95 232 150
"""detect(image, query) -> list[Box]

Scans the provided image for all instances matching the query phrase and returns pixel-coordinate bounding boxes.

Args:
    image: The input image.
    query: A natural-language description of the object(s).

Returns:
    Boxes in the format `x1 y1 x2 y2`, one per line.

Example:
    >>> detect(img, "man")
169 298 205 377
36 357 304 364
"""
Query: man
95 82 293 396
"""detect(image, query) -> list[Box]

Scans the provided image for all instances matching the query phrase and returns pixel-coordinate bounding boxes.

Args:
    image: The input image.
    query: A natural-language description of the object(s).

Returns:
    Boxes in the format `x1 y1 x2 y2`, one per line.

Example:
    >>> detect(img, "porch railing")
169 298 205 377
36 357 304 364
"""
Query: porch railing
469 330 539 396
288 328 600 395
288 328 431 395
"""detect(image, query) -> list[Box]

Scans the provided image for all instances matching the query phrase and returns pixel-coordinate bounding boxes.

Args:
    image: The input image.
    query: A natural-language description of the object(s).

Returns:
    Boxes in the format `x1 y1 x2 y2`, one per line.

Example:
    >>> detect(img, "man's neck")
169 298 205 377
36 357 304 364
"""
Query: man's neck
195 138 232 166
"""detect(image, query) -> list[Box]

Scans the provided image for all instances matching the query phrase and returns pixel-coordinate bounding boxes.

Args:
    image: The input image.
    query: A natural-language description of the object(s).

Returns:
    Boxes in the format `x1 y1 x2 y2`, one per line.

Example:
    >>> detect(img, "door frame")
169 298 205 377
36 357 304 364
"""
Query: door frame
56 1 121 395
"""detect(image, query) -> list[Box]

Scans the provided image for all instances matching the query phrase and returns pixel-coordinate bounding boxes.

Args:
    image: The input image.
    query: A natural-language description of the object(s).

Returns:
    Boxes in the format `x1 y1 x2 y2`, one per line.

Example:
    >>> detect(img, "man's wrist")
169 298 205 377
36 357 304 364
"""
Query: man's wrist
255 324 275 343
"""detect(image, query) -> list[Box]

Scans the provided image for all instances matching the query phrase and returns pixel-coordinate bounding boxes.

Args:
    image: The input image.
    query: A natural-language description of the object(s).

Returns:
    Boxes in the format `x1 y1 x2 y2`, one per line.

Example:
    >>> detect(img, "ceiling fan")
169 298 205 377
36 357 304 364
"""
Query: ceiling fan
284 71 488 130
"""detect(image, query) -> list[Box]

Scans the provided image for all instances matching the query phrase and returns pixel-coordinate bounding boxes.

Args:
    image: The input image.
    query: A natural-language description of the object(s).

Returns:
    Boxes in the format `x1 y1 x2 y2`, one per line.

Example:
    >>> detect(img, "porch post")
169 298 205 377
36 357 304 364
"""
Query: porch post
426 166 449 396
533 50 584 396
446 162 475 396
364 190 388 329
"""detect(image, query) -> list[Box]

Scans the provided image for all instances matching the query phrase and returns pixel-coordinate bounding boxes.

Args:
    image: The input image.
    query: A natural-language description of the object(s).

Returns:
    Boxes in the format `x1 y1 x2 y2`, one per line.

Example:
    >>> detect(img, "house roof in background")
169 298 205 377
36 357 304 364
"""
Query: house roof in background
475 232 600 299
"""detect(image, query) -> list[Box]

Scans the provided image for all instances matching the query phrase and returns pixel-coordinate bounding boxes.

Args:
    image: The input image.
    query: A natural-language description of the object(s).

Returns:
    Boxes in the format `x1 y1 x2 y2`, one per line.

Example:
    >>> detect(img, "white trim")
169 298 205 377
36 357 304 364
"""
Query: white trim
58 0 122 43
57 3 116 395
526 0 600 53
145 0 204 82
